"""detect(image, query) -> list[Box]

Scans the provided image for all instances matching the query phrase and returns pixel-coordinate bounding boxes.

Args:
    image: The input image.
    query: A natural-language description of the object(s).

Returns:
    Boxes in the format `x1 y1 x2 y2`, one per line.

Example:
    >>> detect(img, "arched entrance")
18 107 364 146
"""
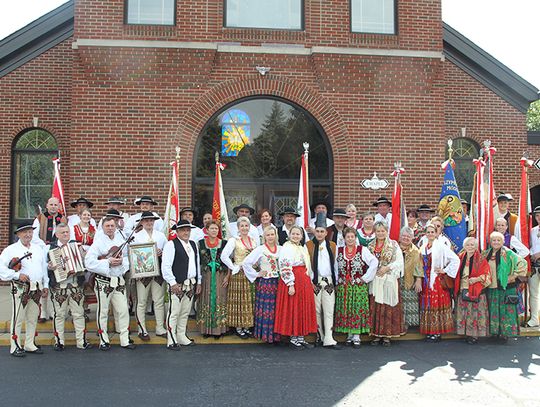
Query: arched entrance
193 97 333 226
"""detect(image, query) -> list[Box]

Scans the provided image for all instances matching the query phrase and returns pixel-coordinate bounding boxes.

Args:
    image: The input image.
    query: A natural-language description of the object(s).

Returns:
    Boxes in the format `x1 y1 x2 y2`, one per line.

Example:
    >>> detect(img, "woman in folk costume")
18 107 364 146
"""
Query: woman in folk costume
220 216 259 339
419 223 459 342
334 227 378 347
398 226 423 329
345 204 362 229
243 226 281 343
368 221 406 346
197 221 229 338
483 231 528 341
356 212 376 247
455 237 492 344
494 217 530 258
418 216 452 249
274 226 317 349
72 208 96 254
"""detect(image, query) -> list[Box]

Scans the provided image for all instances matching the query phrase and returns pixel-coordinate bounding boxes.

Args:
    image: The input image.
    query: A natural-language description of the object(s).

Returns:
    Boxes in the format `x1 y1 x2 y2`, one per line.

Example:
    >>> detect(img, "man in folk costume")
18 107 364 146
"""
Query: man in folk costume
307 200 334 235
32 196 66 246
45 223 91 351
162 220 202 350
306 213 340 349
97 197 129 232
67 197 97 228
124 196 164 235
493 193 518 236
180 207 205 242
0 223 48 357
414 204 435 244
131 211 168 341
277 206 308 245
85 217 135 351
373 197 392 230
528 206 540 328
326 208 351 248
229 204 259 241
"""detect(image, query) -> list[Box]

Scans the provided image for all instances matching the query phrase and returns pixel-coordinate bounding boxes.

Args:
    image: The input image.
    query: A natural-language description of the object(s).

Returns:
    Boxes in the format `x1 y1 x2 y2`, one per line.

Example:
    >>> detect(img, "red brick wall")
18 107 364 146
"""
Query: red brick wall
74 0 442 51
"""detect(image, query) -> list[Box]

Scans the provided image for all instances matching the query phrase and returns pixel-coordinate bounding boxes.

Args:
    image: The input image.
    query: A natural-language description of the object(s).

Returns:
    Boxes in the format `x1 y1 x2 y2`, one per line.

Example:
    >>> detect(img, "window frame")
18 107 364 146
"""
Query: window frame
124 0 177 26
349 0 398 35
10 128 59 238
445 137 480 204
223 0 305 31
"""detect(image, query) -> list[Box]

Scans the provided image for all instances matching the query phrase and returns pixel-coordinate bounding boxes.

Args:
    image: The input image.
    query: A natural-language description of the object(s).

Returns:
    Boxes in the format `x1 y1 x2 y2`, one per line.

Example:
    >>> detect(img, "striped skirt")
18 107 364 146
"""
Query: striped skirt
253 278 280 343
226 272 254 328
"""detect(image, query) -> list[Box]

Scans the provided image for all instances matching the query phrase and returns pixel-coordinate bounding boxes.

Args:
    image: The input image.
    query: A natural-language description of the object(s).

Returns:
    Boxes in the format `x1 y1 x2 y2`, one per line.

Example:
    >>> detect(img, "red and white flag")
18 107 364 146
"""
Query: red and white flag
484 144 497 240
296 143 310 229
52 158 66 215
389 163 405 241
473 157 487 250
212 159 231 239
163 160 179 240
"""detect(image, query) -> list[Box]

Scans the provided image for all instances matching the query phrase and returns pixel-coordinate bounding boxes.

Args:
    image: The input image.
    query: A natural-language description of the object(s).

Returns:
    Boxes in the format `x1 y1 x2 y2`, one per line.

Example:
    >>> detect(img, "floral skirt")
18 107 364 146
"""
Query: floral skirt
487 287 520 337
420 278 454 335
253 278 280 343
197 270 228 335
334 282 370 334
274 266 317 337
370 291 406 338
227 272 254 328
456 292 489 337
400 279 420 328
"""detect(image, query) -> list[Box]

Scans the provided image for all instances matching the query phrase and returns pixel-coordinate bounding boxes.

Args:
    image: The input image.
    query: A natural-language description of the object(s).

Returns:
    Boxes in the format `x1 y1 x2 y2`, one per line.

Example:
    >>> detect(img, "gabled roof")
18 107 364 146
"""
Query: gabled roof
443 23 538 113
0 0 73 78
0 1 537 113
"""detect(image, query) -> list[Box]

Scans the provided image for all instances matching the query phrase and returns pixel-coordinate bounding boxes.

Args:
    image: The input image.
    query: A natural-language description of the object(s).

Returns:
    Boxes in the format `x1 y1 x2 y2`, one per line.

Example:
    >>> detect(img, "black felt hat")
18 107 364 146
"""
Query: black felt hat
279 206 300 217
233 204 255 215
14 222 35 234
373 197 392 207
172 220 196 230
70 197 94 208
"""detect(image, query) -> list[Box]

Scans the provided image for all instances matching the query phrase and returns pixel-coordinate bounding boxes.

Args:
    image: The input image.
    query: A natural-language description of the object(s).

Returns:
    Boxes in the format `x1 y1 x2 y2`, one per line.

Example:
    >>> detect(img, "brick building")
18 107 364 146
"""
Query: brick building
0 0 538 245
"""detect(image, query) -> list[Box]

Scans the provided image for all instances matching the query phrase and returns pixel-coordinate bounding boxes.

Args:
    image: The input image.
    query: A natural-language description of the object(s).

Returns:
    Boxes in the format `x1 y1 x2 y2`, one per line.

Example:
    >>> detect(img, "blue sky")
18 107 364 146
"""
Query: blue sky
1 0 539 90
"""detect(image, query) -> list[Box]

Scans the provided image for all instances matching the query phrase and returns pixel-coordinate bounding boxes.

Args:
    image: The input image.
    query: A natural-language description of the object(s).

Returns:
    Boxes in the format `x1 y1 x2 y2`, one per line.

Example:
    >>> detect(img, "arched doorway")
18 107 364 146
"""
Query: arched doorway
193 97 333 226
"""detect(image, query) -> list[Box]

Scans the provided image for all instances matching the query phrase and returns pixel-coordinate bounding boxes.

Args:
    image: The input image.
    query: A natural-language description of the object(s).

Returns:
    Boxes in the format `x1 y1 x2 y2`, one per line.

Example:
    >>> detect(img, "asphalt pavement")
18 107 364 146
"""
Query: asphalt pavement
2 338 540 407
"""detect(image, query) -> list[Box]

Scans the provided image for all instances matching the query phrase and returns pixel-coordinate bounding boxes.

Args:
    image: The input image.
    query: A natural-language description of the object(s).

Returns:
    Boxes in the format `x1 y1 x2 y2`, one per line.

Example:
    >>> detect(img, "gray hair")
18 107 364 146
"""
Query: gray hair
490 231 505 241
237 216 251 227
400 226 414 238
462 236 478 248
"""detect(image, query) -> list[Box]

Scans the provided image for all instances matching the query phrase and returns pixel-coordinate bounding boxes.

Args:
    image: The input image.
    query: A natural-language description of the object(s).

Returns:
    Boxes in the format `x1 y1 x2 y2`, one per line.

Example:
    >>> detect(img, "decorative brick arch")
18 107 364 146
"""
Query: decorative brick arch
175 75 351 203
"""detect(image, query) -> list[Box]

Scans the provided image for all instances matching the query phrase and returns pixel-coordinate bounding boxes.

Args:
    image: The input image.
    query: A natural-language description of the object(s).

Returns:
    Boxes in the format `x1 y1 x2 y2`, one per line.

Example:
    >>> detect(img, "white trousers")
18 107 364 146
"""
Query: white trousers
51 284 87 348
166 284 194 346
39 294 53 319
94 277 130 347
314 279 337 346
136 278 166 335
528 272 540 326
10 282 40 353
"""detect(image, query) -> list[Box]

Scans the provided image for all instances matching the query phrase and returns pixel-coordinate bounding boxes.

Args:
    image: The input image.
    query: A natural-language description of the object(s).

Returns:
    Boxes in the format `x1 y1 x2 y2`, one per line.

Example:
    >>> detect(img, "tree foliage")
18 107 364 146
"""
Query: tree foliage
528 99 540 131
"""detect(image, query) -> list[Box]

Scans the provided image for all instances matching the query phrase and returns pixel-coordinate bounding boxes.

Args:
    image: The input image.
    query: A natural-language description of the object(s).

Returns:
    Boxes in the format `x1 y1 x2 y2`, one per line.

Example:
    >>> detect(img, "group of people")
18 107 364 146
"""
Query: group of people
0 192 538 357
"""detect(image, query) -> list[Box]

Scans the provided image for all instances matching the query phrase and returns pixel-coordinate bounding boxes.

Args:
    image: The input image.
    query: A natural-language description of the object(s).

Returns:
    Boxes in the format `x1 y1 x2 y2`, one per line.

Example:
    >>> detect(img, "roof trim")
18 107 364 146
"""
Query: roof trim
443 23 539 113
0 1 73 78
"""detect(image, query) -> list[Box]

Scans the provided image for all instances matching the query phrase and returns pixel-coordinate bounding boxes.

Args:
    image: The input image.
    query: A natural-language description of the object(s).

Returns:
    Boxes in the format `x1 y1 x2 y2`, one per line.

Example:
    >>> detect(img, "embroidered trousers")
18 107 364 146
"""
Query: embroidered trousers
51 284 87 348
135 279 166 335
166 283 195 346
314 278 337 346
10 282 40 354
94 276 130 347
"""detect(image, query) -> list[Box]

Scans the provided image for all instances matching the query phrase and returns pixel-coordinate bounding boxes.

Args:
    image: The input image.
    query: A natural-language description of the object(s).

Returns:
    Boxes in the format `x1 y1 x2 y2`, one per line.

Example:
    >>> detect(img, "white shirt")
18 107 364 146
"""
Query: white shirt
220 236 259 275
190 226 205 243
420 238 460 290
242 244 282 283
161 239 201 285
0 240 48 288
229 221 259 242
509 235 530 258
124 212 164 236
85 232 129 278
374 213 392 230
132 228 167 250
530 225 540 257
316 240 338 281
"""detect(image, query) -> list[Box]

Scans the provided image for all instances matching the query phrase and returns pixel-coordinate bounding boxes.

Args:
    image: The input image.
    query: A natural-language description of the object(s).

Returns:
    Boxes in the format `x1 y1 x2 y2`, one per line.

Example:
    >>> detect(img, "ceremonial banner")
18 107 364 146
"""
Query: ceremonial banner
296 143 310 229
438 161 467 252
389 163 405 241
212 156 231 239
52 158 66 215
163 160 179 240
483 143 497 240
473 158 487 250
515 157 532 263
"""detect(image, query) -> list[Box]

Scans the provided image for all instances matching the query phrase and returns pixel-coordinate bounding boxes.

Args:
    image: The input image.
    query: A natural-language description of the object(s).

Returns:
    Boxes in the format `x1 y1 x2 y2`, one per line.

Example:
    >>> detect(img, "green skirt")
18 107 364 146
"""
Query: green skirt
487 287 520 337
334 283 370 334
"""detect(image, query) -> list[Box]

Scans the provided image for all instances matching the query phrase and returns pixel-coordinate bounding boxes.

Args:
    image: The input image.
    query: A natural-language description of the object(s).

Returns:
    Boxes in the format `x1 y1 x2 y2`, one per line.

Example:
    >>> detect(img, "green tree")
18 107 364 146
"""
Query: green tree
528 99 540 131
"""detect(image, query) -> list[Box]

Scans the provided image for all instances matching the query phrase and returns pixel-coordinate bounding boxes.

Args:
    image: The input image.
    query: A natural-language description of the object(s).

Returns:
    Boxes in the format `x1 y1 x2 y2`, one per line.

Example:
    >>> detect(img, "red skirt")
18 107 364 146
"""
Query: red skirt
274 266 317 337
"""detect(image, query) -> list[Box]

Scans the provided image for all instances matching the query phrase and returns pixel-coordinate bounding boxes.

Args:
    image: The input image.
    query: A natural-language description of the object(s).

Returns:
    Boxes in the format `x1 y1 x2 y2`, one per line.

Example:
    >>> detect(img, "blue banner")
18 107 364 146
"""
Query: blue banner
438 164 467 252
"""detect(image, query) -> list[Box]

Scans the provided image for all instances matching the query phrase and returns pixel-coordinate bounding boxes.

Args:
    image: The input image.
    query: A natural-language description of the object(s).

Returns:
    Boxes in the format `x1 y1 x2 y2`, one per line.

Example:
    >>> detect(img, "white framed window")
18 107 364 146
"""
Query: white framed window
225 0 303 30
126 0 176 25
351 0 396 34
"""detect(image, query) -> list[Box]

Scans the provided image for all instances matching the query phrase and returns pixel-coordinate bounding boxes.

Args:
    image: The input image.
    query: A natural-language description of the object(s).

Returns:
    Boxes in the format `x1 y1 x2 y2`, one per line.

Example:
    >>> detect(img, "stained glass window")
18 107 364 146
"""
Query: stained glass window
221 109 251 157
446 137 480 204
11 129 58 235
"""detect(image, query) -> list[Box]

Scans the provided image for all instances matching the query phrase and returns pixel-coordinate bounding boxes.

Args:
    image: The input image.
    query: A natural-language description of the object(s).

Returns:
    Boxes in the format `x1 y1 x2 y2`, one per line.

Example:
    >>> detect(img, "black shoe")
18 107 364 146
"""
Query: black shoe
167 344 181 351
138 332 151 342
11 349 25 358
128 337 134 344
323 344 342 350
213 335 222 340
146 311 155 316
80 342 93 350
38 318 47 323
299 341 314 349
371 338 381 346
345 339 353 346
381 339 391 347
99 343 111 351
122 343 137 350
54 343 65 351
352 340 362 349
289 342 304 350
25 348 43 355
235 329 247 339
